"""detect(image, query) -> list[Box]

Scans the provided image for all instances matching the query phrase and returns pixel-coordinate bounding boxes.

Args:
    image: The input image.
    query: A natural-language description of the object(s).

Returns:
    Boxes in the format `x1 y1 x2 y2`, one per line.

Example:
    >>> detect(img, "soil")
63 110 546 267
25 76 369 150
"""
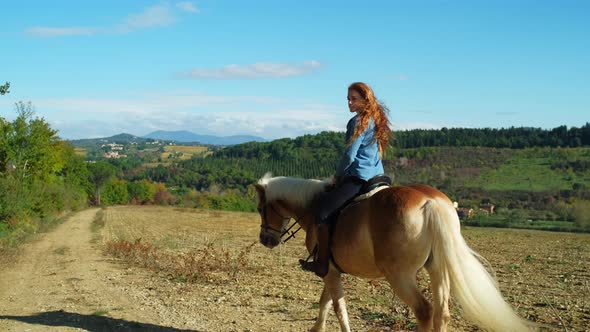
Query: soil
1 207 588 331
0 208 197 331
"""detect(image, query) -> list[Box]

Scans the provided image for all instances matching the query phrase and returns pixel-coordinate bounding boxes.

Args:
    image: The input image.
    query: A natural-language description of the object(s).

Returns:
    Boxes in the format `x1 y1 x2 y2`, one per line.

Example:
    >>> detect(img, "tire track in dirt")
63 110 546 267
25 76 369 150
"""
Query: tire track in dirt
0 208 196 332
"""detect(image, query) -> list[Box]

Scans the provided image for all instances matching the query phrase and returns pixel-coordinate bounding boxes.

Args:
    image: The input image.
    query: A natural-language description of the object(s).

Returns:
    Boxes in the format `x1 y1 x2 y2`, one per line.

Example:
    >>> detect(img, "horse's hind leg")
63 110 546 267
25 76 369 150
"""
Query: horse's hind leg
425 266 451 332
386 273 433 332
311 285 332 332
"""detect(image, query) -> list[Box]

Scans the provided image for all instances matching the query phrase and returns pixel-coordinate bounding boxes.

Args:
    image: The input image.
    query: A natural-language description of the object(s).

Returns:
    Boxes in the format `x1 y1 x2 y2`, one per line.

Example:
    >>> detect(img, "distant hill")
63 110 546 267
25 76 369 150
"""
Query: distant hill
68 131 268 148
68 133 154 147
143 130 267 145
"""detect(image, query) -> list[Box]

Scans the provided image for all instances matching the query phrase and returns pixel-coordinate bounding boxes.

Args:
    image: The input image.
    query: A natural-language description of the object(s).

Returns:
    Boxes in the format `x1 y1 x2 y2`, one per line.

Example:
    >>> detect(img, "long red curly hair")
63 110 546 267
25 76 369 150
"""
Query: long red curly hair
348 82 392 157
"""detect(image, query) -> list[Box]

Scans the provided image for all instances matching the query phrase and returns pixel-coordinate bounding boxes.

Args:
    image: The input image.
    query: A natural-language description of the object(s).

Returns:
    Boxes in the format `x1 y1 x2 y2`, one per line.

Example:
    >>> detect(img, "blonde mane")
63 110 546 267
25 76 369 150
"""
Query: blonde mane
257 173 330 208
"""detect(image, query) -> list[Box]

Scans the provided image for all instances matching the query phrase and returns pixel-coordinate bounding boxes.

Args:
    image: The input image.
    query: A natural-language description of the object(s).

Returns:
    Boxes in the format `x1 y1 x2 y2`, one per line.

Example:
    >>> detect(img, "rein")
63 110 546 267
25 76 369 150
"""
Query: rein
261 202 303 244
280 219 302 243
260 199 345 273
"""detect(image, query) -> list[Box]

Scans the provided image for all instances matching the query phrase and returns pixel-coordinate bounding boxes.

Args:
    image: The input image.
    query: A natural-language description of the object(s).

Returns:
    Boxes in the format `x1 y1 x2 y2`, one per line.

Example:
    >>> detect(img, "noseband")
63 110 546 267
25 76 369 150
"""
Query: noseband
260 202 302 244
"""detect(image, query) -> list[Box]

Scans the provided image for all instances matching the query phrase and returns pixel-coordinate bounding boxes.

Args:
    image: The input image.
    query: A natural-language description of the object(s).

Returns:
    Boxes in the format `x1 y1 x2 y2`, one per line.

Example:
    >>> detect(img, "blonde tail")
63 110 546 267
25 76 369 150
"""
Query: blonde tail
424 199 533 332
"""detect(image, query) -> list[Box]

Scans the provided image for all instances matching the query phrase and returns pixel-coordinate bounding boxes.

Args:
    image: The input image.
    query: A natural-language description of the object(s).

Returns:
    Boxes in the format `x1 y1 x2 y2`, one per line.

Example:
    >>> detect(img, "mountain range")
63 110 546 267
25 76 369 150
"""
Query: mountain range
68 131 267 146
143 130 267 145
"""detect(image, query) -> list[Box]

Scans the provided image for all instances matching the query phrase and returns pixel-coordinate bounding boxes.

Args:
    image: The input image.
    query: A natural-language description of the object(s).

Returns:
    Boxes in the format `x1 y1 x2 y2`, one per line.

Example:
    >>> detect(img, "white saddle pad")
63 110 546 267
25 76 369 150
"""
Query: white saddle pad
353 185 390 202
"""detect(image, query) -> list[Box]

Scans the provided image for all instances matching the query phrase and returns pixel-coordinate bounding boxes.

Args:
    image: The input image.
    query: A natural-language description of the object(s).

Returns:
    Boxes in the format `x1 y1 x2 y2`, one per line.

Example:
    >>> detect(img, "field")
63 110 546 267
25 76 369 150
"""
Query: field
162 145 210 160
73 147 87 156
99 206 590 331
141 145 211 168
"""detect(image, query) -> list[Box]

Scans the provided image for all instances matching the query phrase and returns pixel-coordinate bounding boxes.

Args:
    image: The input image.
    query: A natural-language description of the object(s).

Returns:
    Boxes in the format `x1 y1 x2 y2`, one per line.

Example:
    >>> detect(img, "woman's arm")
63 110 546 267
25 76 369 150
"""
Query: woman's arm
335 118 364 177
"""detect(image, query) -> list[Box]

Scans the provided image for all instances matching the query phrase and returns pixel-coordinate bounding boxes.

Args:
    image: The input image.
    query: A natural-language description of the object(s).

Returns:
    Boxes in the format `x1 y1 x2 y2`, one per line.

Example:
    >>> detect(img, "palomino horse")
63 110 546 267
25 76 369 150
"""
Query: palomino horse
254 174 531 332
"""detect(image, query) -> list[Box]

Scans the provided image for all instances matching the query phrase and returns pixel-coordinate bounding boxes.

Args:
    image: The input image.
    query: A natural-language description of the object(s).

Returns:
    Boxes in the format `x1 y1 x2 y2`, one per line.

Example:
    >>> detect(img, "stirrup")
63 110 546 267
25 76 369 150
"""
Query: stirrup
299 259 318 272
299 245 317 268
299 259 328 277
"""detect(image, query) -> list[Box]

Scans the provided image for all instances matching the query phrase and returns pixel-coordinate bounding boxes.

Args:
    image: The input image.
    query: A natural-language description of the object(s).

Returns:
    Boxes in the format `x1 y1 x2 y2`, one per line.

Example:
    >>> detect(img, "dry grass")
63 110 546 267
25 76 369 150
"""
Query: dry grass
162 145 210 160
166 145 209 154
90 208 106 243
102 206 260 284
100 205 590 331
73 147 86 156
105 237 257 283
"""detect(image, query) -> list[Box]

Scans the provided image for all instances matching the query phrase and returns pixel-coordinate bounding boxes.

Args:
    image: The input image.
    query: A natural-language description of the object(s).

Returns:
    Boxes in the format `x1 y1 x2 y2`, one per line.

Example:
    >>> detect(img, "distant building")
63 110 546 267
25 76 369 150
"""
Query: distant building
455 201 495 220
101 143 123 148
479 203 495 215
103 151 127 159
456 208 475 220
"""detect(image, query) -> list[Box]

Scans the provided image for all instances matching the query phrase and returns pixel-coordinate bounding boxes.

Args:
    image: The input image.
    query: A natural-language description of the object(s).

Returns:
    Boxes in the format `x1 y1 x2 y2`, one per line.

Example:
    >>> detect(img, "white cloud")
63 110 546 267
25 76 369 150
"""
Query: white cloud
177 61 323 79
0 92 343 139
1 91 471 140
392 122 442 130
51 109 342 140
176 2 199 13
25 26 99 37
34 93 282 114
25 3 196 38
117 4 176 33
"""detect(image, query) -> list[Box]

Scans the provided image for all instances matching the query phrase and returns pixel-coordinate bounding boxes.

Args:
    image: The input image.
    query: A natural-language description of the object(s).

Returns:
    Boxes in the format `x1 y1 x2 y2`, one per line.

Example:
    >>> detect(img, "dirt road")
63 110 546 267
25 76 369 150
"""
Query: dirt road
0 209 197 332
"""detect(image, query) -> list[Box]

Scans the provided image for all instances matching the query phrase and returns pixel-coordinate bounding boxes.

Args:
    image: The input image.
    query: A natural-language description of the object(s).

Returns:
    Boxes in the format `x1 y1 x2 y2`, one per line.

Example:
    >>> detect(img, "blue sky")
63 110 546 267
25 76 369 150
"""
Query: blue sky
0 0 588 140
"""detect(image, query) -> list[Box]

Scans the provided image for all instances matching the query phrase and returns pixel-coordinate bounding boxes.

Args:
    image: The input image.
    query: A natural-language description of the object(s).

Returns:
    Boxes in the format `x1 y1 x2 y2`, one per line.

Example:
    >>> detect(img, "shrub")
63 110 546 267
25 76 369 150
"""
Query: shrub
507 209 528 224
105 238 257 283
572 200 590 230
128 179 156 204
102 179 129 205
0 176 29 223
153 183 175 205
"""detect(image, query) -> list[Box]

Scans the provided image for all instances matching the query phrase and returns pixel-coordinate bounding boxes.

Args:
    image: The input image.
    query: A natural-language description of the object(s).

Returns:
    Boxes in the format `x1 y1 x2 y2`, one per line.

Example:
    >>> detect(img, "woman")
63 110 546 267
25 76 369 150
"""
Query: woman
300 82 392 278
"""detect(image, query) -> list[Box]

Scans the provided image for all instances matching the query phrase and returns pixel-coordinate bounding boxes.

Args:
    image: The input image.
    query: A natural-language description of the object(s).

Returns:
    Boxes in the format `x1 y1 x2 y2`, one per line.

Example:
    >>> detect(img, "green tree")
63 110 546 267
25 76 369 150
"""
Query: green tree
0 117 11 171
551 201 572 221
1 101 88 238
0 103 68 224
128 179 156 204
102 179 129 205
5 102 63 181
153 183 175 205
508 209 528 224
0 82 9 95
88 161 116 205
0 176 27 223
60 145 90 188
572 200 590 230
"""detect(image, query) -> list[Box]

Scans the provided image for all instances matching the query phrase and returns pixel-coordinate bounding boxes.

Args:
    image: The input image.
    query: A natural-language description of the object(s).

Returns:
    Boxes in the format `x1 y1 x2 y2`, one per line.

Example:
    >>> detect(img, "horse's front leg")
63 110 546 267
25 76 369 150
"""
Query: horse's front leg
324 271 351 332
310 285 332 332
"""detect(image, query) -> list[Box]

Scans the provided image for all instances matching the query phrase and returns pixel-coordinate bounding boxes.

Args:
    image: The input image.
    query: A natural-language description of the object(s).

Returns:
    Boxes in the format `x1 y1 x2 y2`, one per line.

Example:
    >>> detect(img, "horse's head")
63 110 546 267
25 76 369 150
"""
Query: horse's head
254 183 292 248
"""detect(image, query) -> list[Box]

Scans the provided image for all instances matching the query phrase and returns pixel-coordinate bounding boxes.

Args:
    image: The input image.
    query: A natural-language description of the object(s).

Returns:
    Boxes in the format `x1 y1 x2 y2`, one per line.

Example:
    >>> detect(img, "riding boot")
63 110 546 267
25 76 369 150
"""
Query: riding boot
299 223 330 278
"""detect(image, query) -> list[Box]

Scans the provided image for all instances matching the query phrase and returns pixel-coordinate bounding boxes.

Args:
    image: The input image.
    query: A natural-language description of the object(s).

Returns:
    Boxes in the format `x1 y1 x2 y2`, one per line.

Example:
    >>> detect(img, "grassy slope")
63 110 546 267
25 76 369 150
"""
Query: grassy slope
464 148 590 191
390 147 590 191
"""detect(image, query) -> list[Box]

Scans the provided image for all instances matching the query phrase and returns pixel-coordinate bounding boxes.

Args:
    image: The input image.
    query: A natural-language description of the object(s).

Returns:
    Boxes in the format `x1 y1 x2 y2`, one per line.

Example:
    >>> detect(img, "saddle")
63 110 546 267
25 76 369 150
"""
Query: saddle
358 174 392 196
328 174 393 220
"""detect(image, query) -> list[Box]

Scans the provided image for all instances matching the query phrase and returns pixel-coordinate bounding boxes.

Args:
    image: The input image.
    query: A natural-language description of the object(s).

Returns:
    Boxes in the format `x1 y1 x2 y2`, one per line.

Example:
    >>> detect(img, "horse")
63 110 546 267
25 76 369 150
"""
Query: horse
254 173 532 332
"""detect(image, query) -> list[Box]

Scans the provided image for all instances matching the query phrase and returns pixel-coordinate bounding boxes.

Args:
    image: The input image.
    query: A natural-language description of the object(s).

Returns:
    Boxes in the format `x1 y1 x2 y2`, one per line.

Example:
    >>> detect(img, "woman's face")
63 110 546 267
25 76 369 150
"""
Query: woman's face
347 89 364 113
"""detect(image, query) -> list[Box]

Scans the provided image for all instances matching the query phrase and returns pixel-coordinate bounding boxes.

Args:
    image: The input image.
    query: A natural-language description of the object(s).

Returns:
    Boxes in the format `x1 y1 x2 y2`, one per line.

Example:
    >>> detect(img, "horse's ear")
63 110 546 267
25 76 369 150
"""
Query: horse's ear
254 184 266 202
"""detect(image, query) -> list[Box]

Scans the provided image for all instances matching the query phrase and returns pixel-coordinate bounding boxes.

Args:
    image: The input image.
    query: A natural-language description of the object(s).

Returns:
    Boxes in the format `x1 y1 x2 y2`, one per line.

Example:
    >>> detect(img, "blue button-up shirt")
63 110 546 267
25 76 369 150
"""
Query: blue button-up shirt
335 115 384 181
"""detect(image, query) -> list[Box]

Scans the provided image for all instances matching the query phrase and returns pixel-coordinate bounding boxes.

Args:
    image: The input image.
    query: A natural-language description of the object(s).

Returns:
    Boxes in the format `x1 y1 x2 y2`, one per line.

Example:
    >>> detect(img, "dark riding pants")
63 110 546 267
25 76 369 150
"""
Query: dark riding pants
315 176 366 225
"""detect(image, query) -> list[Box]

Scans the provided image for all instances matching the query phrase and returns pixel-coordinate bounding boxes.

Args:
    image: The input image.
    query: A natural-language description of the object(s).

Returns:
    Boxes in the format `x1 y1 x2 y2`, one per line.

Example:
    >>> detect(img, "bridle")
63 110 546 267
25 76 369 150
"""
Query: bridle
259 201 303 244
